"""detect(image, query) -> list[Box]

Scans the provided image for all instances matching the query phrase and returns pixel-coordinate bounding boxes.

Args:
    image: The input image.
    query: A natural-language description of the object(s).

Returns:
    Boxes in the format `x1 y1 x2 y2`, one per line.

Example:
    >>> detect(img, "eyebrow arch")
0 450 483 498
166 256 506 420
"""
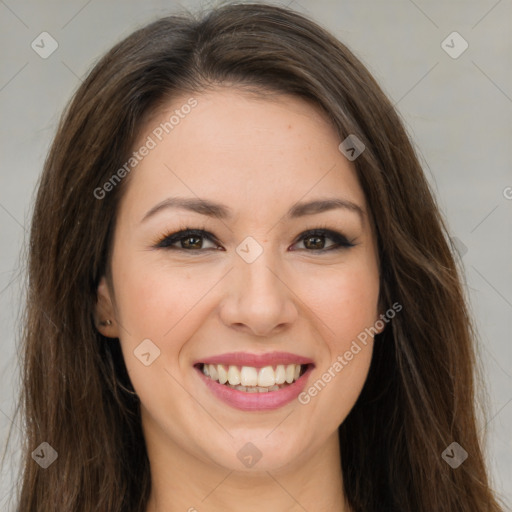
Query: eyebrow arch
141 196 365 224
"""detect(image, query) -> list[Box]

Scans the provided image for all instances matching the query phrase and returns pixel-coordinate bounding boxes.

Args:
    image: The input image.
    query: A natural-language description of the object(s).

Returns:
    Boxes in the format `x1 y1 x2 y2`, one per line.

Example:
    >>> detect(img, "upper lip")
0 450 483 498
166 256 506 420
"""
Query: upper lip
194 351 314 368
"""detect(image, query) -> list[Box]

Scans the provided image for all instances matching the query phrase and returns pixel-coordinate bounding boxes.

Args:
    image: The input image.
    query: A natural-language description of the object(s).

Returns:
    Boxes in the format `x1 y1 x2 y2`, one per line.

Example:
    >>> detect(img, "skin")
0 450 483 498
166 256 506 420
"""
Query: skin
96 88 383 512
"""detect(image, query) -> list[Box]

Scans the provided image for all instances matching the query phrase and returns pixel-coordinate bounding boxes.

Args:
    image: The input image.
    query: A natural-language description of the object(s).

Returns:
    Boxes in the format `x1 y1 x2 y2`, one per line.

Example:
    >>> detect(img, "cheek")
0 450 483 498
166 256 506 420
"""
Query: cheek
113 257 198 334
301 259 379 423
299 269 377 426
308 264 380 345
111 256 220 378
111 262 202 410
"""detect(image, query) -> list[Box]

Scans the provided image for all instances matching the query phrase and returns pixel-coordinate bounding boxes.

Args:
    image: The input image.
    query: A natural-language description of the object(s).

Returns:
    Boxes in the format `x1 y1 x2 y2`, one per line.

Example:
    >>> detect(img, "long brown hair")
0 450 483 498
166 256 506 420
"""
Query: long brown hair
5 2 505 510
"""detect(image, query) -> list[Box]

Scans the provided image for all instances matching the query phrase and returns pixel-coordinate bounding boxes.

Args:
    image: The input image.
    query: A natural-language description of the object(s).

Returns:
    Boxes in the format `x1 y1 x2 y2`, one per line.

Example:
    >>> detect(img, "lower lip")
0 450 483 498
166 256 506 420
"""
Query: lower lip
196 365 313 411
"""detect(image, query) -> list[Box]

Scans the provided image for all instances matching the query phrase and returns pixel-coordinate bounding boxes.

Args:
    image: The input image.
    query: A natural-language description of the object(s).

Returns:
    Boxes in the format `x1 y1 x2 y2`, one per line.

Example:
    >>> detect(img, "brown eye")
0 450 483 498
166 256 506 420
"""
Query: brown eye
303 234 328 250
293 229 355 252
181 235 204 249
156 229 219 250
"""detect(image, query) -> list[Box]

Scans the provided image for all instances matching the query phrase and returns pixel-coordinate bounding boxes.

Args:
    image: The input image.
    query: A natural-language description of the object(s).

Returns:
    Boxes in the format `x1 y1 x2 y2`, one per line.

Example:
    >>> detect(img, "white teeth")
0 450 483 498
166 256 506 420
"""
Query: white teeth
227 365 241 385
201 363 305 391
240 366 258 386
208 364 218 381
275 365 286 384
217 365 228 384
258 366 275 387
285 364 295 384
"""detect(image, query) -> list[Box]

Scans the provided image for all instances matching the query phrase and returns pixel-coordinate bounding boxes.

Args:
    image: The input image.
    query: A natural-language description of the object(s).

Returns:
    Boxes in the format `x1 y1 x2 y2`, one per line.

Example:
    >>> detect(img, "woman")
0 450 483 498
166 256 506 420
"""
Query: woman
9 2 505 511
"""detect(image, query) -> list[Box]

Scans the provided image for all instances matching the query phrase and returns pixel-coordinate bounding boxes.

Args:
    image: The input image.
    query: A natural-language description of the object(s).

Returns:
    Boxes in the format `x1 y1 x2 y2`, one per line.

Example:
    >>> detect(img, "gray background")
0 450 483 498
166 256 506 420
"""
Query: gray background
1 0 511 509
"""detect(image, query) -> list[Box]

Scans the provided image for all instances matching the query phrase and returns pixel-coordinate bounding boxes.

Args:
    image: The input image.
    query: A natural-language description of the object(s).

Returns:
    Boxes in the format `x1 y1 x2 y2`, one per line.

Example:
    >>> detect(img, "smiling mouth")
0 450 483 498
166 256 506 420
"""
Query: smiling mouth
195 363 309 392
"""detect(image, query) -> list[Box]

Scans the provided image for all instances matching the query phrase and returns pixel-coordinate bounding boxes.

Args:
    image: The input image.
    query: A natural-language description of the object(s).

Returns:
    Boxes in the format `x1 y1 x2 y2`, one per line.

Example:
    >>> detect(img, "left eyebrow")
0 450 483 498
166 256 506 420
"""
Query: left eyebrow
287 198 365 224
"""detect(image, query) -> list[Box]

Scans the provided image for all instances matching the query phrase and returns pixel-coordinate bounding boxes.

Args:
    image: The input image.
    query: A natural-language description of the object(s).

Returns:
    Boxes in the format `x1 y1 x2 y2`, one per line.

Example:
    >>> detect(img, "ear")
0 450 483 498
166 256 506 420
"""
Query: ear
94 276 120 338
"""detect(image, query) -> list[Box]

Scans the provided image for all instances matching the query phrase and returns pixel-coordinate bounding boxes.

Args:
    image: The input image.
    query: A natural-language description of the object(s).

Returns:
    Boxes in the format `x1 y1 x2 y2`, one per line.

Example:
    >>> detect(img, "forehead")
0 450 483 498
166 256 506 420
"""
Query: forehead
120 87 367 220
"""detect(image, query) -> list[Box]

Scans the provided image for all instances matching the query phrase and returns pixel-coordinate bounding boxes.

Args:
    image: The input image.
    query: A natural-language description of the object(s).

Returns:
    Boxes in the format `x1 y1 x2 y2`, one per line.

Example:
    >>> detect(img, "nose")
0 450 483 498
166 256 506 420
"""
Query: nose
218 247 298 337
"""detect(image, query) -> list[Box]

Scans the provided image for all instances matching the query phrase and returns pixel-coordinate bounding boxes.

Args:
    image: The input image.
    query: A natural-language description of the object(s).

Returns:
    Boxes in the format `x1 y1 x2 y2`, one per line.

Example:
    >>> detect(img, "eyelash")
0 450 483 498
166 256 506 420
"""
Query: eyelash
153 224 356 253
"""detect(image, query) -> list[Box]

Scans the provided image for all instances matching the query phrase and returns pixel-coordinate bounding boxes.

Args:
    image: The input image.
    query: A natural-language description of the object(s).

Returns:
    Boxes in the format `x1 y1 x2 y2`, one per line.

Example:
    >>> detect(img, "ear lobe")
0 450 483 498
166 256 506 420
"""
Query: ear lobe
95 276 119 338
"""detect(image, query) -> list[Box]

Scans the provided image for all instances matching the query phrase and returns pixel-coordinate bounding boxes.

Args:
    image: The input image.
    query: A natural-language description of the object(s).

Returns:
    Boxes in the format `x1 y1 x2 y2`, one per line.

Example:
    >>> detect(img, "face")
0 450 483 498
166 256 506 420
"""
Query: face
96 88 382 475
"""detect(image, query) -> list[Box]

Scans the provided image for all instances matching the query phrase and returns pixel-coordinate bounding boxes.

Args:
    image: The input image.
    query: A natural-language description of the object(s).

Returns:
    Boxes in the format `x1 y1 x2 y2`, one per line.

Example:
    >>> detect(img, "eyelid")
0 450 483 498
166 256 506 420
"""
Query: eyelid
291 226 356 251
152 226 218 250
153 224 356 252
